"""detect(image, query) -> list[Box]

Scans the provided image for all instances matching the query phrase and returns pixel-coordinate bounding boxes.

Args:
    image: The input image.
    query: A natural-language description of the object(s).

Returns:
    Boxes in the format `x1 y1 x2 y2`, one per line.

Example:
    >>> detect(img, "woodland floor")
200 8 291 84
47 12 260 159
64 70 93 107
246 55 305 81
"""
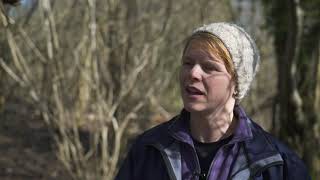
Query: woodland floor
0 99 71 180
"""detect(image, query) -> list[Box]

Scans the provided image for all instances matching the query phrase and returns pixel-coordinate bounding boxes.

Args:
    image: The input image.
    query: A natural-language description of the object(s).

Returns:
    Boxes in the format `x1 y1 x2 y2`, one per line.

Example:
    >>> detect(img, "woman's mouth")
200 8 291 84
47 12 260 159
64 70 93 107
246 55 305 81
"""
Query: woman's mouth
185 86 204 96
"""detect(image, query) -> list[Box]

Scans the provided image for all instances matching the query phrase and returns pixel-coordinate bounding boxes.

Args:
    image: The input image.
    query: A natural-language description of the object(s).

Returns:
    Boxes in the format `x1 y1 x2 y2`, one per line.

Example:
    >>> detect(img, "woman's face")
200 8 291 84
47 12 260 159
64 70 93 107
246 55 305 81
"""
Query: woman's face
180 39 236 113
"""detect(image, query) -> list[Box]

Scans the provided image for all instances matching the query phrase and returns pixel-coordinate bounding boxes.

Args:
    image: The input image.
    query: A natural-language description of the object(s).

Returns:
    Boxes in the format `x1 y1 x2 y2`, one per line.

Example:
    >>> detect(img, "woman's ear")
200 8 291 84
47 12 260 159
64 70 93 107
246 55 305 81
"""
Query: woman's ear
231 80 238 98
232 90 238 98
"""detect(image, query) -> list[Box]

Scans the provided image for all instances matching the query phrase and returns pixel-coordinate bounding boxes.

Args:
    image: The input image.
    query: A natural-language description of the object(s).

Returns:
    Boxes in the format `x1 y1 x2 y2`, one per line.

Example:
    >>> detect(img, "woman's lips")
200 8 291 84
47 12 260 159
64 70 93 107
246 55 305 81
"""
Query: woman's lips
185 86 204 96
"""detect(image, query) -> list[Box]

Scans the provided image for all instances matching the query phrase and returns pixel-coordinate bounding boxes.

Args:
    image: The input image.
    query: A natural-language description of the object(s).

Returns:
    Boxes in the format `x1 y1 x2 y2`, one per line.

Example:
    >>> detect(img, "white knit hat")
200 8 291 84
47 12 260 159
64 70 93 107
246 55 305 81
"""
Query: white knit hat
192 22 260 102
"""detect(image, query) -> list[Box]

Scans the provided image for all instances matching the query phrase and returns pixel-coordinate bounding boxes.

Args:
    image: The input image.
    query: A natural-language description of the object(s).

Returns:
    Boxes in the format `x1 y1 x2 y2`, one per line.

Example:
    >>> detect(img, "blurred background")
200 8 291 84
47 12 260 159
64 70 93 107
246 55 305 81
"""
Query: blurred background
0 0 319 179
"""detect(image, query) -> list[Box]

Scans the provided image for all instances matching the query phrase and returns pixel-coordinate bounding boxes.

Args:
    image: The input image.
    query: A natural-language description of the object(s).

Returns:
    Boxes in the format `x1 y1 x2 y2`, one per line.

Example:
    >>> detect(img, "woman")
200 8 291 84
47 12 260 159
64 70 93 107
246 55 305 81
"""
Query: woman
115 22 310 180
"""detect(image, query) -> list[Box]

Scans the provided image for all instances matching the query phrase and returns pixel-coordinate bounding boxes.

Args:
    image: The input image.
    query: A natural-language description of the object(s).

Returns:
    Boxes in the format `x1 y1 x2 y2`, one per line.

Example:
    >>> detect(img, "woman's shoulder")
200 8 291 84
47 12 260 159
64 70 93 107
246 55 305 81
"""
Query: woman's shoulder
131 115 179 147
248 119 310 179
250 121 300 157
249 120 302 158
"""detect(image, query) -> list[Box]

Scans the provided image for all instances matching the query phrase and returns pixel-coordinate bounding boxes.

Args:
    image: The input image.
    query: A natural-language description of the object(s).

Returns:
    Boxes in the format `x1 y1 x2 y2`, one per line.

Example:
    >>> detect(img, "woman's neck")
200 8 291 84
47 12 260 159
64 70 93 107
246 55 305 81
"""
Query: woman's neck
189 106 237 143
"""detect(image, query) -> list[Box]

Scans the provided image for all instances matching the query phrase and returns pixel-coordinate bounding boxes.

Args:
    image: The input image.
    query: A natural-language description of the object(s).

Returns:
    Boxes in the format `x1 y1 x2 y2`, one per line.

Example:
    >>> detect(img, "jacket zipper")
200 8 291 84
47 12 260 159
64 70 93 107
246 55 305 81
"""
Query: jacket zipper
205 150 218 180
148 144 177 180
205 143 234 180
171 134 201 180
189 144 201 180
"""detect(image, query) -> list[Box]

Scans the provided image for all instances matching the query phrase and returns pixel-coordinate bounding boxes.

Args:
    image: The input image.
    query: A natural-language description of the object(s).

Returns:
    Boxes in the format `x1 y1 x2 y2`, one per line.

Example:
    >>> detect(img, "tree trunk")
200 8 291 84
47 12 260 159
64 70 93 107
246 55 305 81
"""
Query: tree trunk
265 0 320 176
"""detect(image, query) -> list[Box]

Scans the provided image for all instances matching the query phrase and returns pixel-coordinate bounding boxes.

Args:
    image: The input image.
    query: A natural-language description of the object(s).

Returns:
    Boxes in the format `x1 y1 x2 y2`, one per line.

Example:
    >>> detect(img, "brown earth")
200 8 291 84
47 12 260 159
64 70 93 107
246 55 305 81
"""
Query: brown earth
0 99 71 180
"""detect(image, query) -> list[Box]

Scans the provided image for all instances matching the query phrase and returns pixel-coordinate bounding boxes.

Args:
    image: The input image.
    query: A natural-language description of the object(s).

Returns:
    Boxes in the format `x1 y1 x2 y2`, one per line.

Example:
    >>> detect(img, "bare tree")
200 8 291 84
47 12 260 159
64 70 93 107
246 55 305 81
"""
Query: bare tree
263 0 320 176
0 0 233 179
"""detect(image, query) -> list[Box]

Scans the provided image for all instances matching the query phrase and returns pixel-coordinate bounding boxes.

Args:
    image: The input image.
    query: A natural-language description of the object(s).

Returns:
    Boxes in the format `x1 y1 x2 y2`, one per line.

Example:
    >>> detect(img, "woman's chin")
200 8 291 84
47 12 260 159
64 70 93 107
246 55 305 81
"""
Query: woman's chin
183 102 207 112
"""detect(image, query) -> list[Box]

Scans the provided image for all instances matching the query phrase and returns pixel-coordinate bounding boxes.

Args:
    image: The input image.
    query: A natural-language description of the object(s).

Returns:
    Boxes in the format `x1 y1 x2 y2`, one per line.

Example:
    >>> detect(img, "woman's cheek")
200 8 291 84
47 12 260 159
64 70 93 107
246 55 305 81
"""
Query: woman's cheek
205 78 233 99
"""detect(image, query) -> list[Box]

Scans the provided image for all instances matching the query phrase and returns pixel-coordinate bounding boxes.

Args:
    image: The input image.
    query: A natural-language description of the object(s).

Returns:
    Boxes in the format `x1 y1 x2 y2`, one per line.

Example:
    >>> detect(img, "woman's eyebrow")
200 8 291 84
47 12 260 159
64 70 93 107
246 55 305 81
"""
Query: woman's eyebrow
182 56 193 62
183 54 197 59
204 57 224 65
183 53 224 64
202 61 222 68
182 55 191 59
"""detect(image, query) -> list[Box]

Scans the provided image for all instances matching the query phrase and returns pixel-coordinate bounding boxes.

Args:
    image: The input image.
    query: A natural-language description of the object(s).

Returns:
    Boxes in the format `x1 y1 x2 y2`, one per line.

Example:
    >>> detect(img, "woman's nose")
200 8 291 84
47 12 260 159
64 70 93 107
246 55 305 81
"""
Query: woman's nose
189 64 202 81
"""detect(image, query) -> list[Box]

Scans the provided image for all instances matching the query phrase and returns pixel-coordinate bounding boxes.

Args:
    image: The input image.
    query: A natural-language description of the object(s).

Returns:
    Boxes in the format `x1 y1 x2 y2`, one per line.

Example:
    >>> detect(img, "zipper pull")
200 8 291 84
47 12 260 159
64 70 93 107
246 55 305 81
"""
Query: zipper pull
192 171 206 180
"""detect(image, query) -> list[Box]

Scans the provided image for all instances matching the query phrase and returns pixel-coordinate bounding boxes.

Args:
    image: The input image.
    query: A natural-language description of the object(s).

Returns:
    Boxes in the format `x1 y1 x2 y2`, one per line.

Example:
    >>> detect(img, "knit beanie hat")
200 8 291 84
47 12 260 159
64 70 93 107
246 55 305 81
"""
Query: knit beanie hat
192 22 260 102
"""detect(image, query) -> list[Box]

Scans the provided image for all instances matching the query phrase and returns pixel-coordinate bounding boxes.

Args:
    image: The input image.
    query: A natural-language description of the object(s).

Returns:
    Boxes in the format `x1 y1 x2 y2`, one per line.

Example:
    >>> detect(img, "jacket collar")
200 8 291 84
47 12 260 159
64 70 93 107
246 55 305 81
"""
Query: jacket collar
146 105 281 163
168 105 253 147
231 120 284 178
244 120 281 163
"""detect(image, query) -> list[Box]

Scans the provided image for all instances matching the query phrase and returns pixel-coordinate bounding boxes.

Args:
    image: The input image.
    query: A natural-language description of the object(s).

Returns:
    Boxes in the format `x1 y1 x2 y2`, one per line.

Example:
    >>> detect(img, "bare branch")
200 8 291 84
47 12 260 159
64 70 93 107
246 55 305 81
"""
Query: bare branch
18 27 47 63
0 58 26 86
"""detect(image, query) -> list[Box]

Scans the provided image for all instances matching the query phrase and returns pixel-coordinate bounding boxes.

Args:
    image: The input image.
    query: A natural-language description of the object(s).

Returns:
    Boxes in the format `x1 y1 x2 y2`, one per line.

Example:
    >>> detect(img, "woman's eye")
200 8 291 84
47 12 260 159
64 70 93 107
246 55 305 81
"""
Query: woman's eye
183 61 192 66
204 65 217 71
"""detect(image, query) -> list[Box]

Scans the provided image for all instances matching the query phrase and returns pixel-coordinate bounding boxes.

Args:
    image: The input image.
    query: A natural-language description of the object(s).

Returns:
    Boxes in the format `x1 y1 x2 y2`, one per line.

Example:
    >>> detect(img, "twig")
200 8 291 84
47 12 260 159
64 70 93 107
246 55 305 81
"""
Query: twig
0 58 26 86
